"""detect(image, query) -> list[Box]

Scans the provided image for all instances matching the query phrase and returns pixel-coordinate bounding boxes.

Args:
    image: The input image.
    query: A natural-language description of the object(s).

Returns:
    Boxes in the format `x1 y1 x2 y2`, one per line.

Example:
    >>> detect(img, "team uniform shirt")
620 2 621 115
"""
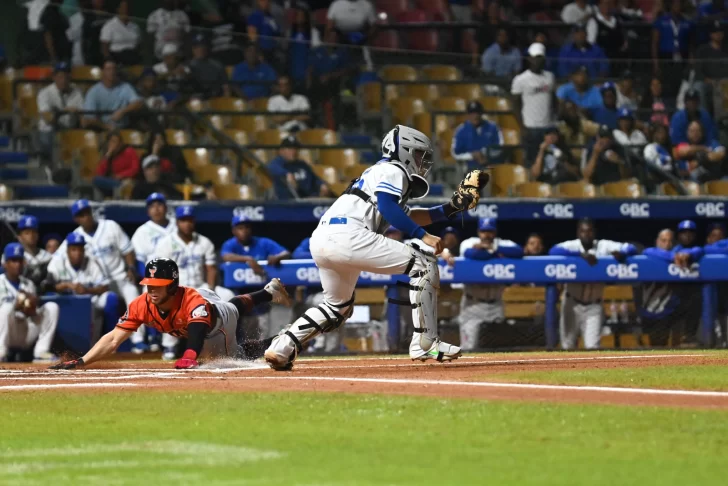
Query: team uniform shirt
116 286 213 338
146 7 189 59
55 219 134 282
451 119 504 164
153 232 215 288
231 61 277 100
100 16 141 54
459 237 523 302
47 254 109 289
266 94 310 132
36 82 84 132
220 236 288 262
131 218 177 266
511 69 555 129
0 274 37 319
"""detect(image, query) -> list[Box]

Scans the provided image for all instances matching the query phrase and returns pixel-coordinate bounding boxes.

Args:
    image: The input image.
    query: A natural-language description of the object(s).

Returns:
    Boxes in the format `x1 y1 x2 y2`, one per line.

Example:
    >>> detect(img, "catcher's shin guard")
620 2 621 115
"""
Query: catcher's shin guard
264 294 354 370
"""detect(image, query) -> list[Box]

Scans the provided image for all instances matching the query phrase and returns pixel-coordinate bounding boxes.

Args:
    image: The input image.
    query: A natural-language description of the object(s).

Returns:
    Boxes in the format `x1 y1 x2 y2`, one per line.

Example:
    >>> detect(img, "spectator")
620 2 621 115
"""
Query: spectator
643 123 674 173
613 108 648 155
583 125 632 185
147 0 190 60
617 0 644 21
707 223 726 245
82 60 143 131
267 75 311 132
131 155 183 201
153 44 181 76
561 0 595 25
556 66 604 113
481 27 522 78
640 77 672 126
451 101 504 169
22 0 70 65
232 44 278 100
187 33 231 98
549 219 638 349
36 62 84 157
439 226 461 267
652 0 694 97
557 100 599 162
475 0 507 64
695 21 728 116
66 0 89 65
673 120 726 182
616 70 639 110
529 31 559 74
326 0 376 50
591 82 619 130
100 0 140 65
696 0 727 45
247 0 283 65
137 68 166 113
8 216 52 289
524 233 545 256
46 233 119 342
204 0 247 66
95 130 140 189
670 89 717 145
307 29 354 119
141 130 192 183
511 43 556 167
81 0 110 67
289 5 317 89
531 126 581 184
0 243 59 363
587 0 628 72
557 25 609 79
268 135 332 200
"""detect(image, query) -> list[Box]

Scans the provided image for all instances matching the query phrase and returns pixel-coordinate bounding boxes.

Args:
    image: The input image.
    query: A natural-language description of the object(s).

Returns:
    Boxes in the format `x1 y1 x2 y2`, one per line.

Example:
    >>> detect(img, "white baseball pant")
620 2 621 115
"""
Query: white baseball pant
111 276 145 345
559 294 603 350
458 297 504 351
0 302 59 358
195 287 240 359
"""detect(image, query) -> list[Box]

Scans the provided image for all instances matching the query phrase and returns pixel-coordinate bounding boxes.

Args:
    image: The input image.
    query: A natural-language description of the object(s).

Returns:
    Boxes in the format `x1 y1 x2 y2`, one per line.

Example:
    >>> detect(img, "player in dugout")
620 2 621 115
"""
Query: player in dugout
50 258 291 370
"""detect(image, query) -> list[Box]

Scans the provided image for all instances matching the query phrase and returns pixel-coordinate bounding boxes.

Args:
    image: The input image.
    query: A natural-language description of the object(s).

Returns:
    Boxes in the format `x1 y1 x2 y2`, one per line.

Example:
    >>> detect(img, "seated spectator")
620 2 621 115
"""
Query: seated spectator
451 100 504 169
67 0 86 65
652 0 693 97
643 123 674 173
557 25 608 79
36 62 84 157
695 21 728 115
100 0 140 65
613 109 647 155
232 44 278 100
147 0 189 60
137 68 166 112
531 126 581 184
561 0 595 25
131 155 183 201
82 60 143 131
696 0 726 45
267 75 311 133
556 66 604 113
21 0 70 65
94 131 140 194
307 29 355 118
141 130 192 184
481 27 522 78
326 0 376 68
247 0 283 65
557 100 599 162
591 82 619 130
187 33 230 98
267 135 332 200
616 70 639 109
221 216 291 275
673 120 726 182
587 0 628 73
289 5 317 89
640 77 672 126
583 125 632 185
670 89 717 145
153 44 184 103
439 226 461 266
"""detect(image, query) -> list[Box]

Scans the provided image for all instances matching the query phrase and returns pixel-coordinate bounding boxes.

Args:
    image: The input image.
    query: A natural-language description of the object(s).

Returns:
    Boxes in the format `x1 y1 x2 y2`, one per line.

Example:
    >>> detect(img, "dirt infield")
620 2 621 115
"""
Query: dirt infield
2 353 728 409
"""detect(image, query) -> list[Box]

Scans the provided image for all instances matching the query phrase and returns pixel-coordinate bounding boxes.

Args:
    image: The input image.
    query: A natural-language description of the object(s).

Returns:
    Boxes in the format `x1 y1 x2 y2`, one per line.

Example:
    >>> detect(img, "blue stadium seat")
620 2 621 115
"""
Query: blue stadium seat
0 135 9 148
0 152 28 164
0 168 28 179
14 185 70 199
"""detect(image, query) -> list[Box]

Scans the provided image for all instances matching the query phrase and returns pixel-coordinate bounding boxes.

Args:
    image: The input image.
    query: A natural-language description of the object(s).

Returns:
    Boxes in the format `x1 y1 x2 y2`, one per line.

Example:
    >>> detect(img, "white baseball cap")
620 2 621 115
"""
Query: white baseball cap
527 42 546 57
161 44 178 56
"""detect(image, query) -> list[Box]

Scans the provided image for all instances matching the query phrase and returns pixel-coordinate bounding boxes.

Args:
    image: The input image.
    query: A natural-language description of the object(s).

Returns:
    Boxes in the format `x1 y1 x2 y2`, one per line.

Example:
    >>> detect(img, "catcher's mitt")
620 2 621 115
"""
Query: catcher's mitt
448 169 490 215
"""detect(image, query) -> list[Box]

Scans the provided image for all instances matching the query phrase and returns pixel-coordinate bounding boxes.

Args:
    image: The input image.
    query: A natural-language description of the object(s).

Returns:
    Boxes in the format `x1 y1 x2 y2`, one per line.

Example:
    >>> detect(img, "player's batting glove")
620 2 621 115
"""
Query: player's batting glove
174 350 199 369
446 169 490 218
49 358 84 370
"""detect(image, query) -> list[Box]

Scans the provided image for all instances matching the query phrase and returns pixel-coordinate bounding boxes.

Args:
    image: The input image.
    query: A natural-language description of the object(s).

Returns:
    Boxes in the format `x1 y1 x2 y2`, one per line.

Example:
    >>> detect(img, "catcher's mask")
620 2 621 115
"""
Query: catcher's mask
140 258 180 297
381 125 433 199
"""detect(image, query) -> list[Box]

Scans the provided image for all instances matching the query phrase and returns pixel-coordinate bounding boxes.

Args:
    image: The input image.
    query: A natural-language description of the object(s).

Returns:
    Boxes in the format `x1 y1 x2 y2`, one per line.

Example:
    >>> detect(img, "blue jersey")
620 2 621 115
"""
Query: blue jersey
247 10 281 52
451 119 504 168
231 61 277 99
292 238 312 259
556 83 603 112
220 236 287 261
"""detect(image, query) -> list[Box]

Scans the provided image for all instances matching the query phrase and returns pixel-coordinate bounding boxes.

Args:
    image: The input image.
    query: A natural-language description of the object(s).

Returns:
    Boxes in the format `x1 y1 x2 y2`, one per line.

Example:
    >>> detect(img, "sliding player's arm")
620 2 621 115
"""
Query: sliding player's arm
49 327 132 369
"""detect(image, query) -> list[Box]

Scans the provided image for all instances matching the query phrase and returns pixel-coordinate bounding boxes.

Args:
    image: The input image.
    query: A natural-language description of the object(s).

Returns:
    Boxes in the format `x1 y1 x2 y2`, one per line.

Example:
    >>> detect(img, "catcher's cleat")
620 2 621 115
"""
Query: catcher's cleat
264 349 294 371
264 278 292 307
410 339 462 362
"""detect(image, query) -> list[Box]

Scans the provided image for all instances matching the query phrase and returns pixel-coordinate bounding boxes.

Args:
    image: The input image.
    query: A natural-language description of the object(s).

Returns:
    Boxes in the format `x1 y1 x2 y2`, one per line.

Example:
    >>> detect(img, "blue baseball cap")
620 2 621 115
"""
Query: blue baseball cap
600 81 616 93
618 108 634 119
54 61 70 73
66 232 86 246
678 220 697 232
175 205 195 219
71 199 91 217
146 192 167 206
478 218 497 232
17 215 38 230
3 243 24 260
231 214 253 226
441 226 460 238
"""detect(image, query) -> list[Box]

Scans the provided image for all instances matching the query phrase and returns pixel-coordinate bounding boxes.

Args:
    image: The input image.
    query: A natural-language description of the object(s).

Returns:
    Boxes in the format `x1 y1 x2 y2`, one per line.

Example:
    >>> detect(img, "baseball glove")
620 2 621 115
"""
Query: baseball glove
448 169 490 215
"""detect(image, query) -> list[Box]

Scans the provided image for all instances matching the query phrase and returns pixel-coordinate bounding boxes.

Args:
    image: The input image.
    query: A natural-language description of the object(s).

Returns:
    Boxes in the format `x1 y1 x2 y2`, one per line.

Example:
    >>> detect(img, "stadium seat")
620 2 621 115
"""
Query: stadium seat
406 29 439 52
183 148 212 171
0 184 13 201
490 164 527 196
502 287 546 319
208 97 246 112
601 180 645 198
661 181 702 196
164 129 188 146
16 83 38 129
71 65 102 81
208 115 225 131
118 129 144 146
231 114 268 133
59 130 99 170
513 182 553 198
124 65 145 80
359 82 382 114
298 128 338 146
555 181 597 198
414 0 451 21
321 148 358 169
437 128 455 164
312 165 338 185
0 68 16 112
297 148 314 165
247 97 270 112
254 129 285 146
186 98 205 112
214 183 254 200
371 31 401 50
329 181 350 196
498 114 520 131
446 83 483 100
223 129 249 146
705 180 728 195
342 163 370 180
420 65 462 81
375 0 408 19
390 97 426 126
195 164 232 185
413 112 451 138
400 84 440 104
431 97 467 113
378 65 418 82
23 65 52 81
501 129 523 165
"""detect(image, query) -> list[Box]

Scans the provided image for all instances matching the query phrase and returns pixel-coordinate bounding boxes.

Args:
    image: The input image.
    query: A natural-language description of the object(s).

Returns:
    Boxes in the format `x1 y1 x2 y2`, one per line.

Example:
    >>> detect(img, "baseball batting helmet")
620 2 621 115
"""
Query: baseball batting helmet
139 258 179 294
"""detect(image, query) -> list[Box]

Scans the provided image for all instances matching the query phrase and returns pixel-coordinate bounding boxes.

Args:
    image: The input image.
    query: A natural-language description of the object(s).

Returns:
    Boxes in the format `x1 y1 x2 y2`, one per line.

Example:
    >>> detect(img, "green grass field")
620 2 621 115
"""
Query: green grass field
1 390 727 486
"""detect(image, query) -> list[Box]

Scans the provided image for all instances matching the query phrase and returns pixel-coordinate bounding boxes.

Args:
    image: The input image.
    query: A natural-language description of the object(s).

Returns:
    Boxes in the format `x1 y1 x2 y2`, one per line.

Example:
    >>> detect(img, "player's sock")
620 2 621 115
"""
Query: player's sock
248 289 273 306
229 290 272 315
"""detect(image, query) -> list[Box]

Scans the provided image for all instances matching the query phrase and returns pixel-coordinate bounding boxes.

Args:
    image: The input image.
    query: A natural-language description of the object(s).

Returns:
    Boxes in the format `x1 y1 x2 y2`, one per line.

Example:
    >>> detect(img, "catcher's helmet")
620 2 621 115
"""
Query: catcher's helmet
139 258 179 294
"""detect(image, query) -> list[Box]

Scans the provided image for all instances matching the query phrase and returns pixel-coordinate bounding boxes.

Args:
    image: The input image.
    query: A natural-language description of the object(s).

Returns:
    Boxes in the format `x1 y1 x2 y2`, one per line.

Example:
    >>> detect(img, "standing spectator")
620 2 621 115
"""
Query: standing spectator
21 0 71 65
450 0 474 23
82 60 143 131
307 29 354 123
66 0 89 65
475 0 507 65
95 130 140 182
247 0 283 66
524 233 545 256
100 0 141 65
141 130 192 183
153 44 185 104
696 0 727 45
561 0 595 25
557 25 609 79
36 62 84 157
556 66 604 113
82 0 110 67
652 0 694 97
640 77 672 126
204 0 247 66
695 21 728 116
531 126 581 184
131 155 183 201
268 135 332 200
616 71 639 110
451 101 504 169
267 75 311 132
670 89 717 145
643 123 674 173
583 125 632 185
591 82 619 130
147 0 190 60
587 0 628 73
549 219 638 349
326 0 377 69
512 43 556 167
613 108 648 155
673 120 726 182
187 33 231 98
6 216 52 289
232 44 278 100
481 27 522 78
557 100 600 162
0 243 59 363
137 68 166 114
289 5 317 89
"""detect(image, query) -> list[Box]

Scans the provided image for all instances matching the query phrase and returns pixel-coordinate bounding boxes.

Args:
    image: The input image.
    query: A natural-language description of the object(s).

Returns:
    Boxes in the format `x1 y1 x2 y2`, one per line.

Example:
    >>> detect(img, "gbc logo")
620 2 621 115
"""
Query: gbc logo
296 267 321 283
543 203 574 219
620 203 650 218
545 264 577 279
92 206 105 220
606 263 639 279
233 206 265 221
482 264 515 280
313 206 330 219
695 202 725 217
0 207 26 222
360 272 391 282
668 264 700 279
232 268 266 284
468 204 498 218
439 265 454 281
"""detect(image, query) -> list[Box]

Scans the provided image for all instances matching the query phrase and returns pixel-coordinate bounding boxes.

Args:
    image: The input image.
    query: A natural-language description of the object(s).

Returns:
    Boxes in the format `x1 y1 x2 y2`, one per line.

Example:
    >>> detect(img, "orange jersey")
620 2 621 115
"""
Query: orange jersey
116 286 214 338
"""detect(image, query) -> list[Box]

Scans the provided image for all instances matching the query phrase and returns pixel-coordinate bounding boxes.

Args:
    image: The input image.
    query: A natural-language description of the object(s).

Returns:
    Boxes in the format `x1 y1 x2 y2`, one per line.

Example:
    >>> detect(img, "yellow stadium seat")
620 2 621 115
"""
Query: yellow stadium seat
556 181 597 198
446 83 483 100
661 181 702 196
312 165 338 185
437 128 455 164
705 180 728 195
0 68 17 112
124 65 145 80
214 183 254 200
118 129 144 146
400 84 440 103
223 129 249 146
17 82 38 129
320 148 358 170
343 163 370 180
183 148 212 171
254 129 284 146
513 182 553 198
501 128 523 165
494 97 512 112
59 130 99 174
601 179 645 198
603 285 634 301
490 164 527 196
195 164 233 185
355 287 386 304
71 65 101 81
391 97 426 126
231 114 268 133
498 113 519 131
420 65 462 81
0 184 13 201
359 82 382 114
186 98 205 112
247 97 269 112
297 128 338 146
208 96 246 112
431 97 467 113
225 66 234 79
502 287 546 319
378 65 418 82
165 129 188 146
208 115 225 131
329 181 350 196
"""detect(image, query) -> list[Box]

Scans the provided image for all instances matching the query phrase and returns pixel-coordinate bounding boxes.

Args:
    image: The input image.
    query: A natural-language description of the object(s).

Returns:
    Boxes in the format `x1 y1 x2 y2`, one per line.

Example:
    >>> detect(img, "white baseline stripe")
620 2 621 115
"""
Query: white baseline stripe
0 383 138 391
